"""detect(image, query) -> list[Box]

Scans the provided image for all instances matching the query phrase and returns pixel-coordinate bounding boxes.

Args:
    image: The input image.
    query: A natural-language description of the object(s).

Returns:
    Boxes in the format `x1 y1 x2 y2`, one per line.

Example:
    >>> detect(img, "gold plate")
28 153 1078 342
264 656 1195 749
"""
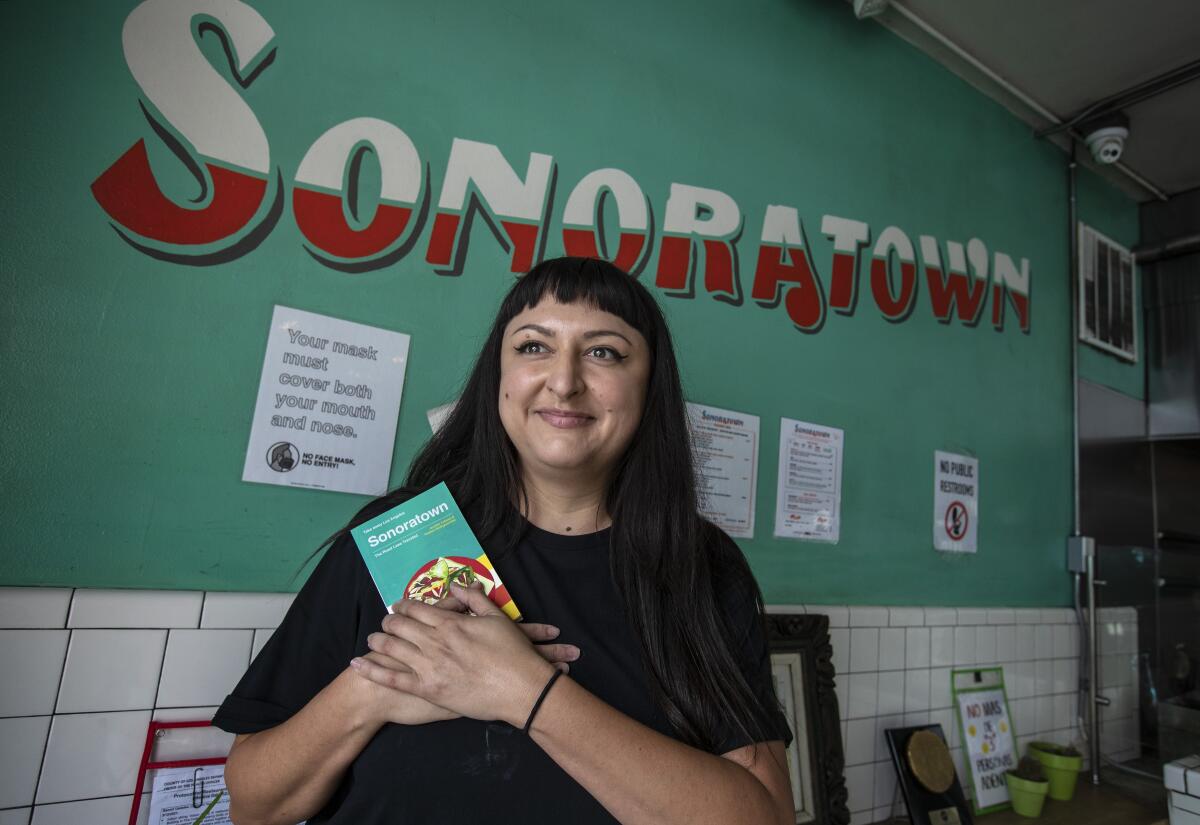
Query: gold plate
906 729 955 794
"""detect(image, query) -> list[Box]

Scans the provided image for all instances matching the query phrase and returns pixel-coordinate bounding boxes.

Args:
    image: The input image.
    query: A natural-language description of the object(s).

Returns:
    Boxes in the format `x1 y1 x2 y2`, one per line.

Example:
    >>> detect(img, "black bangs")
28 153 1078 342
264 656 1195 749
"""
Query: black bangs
498 257 659 345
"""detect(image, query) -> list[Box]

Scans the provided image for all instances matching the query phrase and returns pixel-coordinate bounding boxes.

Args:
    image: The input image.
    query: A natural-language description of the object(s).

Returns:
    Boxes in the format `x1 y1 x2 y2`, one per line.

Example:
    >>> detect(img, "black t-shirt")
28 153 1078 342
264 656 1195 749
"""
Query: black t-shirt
213 505 791 823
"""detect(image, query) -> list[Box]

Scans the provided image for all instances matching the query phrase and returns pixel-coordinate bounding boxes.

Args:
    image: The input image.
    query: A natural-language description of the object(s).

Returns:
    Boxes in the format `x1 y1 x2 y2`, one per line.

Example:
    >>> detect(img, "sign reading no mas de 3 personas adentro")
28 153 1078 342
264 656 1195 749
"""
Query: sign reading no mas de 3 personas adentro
91 0 1034 338
242 306 410 496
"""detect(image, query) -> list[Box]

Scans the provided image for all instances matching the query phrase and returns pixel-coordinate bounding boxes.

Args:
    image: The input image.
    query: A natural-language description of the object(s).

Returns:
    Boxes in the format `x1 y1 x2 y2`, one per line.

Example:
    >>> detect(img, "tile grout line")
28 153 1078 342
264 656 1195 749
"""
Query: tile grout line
151 626 173 712
29 606 76 811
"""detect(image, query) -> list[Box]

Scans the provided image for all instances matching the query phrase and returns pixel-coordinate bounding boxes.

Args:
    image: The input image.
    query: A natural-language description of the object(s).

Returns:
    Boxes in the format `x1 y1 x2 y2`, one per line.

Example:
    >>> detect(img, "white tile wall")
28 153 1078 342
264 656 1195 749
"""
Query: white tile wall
200 592 294 629
0 808 31 825
0 589 1142 824
781 603 1128 823
37 710 152 804
67 590 203 629
1097 606 1141 764
0 631 69 717
0 716 51 808
251 628 275 660
0 589 296 823
0 588 72 628
156 630 253 708
31 795 148 825
56 630 166 713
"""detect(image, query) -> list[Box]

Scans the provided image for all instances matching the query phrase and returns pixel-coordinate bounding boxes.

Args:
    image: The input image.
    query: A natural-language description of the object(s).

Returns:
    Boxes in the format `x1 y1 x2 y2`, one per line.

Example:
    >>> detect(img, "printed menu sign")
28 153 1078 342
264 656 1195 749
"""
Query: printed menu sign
686 402 759 538
242 305 410 496
773 418 844 542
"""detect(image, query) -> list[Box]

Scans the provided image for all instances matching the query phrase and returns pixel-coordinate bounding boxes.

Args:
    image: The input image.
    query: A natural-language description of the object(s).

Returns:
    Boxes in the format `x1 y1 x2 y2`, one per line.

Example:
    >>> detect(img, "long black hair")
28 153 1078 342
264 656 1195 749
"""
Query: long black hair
326 257 772 752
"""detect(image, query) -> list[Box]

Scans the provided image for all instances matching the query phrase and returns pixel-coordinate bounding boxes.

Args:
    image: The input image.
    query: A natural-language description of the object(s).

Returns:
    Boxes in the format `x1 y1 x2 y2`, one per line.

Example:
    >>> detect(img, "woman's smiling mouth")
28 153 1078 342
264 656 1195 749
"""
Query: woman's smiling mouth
535 408 595 428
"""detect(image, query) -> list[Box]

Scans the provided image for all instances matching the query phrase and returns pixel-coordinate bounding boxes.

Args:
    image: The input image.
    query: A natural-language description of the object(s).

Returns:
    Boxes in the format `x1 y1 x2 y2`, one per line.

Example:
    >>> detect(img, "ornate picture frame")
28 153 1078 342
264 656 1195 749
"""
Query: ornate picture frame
767 613 851 825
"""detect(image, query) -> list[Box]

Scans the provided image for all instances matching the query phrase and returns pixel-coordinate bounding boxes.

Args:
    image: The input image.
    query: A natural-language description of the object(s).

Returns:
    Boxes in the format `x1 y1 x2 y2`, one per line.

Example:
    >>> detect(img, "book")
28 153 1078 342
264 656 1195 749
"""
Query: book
349 482 521 620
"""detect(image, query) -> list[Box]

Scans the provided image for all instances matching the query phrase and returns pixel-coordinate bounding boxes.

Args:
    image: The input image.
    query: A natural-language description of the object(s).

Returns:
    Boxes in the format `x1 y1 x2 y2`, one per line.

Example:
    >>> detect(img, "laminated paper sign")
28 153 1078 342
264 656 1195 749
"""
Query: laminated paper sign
242 305 410 496
686 402 759 539
148 766 231 824
933 450 978 553
773 418 844 542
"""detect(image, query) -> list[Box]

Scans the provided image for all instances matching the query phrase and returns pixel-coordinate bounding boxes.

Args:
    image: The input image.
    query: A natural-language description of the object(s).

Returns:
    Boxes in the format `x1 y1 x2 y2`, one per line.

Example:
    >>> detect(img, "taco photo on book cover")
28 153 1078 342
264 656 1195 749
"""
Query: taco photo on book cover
403 554 517 619
405 556 492 604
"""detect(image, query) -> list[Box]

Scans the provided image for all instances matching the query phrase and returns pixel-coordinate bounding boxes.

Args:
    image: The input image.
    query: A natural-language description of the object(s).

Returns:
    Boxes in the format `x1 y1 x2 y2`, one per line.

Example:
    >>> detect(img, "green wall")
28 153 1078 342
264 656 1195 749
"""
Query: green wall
0 0 1140 604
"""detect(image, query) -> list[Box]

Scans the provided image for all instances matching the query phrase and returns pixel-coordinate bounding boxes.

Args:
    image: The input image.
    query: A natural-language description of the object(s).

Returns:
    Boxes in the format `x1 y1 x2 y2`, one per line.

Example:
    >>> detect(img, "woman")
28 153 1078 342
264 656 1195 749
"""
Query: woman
214 257 793 824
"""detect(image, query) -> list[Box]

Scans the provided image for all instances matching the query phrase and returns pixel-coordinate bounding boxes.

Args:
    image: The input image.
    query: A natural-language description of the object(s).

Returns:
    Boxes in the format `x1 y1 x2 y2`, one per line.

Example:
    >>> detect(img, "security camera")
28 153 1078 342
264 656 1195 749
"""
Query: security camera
1080 112 1130 165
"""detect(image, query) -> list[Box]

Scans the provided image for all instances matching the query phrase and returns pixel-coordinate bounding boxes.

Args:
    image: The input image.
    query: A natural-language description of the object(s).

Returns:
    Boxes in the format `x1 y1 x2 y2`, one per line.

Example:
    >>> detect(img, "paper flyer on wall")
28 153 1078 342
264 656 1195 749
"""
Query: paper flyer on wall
933 450 979 553
773 418 844 542
148 766 231 825
241 305 410 496
349 482 521 620
686 402 759 538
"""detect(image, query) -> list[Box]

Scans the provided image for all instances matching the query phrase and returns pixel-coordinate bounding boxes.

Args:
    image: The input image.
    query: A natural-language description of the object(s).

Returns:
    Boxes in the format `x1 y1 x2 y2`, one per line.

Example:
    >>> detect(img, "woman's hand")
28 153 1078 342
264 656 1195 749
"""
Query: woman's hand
349 650 460 726
350 584 568 726
430 584 582 674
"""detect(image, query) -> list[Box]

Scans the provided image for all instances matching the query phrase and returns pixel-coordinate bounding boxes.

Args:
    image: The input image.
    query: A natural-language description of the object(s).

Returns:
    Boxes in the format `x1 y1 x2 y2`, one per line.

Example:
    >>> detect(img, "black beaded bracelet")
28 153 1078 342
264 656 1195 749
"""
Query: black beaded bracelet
522 668 564 733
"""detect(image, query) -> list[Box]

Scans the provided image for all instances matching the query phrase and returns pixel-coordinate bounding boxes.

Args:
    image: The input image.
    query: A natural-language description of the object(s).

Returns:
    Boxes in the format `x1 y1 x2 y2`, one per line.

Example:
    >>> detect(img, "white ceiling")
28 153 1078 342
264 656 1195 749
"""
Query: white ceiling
870 0 1200 202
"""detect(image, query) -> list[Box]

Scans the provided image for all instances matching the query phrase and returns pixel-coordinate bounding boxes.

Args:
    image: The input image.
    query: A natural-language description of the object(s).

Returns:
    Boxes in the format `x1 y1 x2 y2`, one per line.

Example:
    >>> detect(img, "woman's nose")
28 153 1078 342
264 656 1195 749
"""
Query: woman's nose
545 353 584 398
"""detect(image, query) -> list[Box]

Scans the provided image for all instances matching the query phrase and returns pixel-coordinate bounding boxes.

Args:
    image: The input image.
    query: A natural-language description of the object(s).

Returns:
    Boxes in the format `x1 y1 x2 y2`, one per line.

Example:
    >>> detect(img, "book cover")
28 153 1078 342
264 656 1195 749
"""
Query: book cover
350 482 521 620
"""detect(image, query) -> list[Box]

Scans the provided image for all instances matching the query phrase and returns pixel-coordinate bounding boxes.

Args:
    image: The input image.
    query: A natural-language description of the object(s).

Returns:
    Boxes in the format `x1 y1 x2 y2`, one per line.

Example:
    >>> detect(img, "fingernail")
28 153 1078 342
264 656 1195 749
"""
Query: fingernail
349 657 363 670
545 626 560 639
568 647 581 661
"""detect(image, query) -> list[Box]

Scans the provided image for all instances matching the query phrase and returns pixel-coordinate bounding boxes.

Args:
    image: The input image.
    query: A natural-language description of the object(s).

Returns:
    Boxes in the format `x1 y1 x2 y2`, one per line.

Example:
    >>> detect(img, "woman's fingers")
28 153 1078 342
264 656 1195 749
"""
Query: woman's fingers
367 631 422 663
432 595 470 614
448 583 501 616
350 654 418 692
518 622 560 642
359 650 412 672
531 642 581 665
388 598 450 627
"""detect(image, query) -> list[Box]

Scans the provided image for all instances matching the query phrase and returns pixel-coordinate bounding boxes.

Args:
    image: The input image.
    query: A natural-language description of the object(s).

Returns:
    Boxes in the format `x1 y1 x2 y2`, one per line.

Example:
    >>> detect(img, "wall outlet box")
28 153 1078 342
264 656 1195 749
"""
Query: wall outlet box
1067 535 1095 574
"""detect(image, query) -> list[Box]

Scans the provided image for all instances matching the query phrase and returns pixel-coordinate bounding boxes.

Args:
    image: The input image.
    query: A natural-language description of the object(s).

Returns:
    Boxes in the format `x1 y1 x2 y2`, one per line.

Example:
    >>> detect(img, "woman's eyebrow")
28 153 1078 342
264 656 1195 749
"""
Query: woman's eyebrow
512 323 554 337
511 324 632 345
583 329 633 345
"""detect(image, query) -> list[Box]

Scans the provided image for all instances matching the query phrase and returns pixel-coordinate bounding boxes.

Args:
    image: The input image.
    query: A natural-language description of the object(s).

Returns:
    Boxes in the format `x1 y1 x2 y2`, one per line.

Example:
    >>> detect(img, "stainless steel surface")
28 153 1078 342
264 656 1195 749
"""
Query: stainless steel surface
1071 145 1081 536
1088 543 1101 785
1079 380 1148 442
1078 381 1156 549
1159 693 1200 763
1146 262 1200 438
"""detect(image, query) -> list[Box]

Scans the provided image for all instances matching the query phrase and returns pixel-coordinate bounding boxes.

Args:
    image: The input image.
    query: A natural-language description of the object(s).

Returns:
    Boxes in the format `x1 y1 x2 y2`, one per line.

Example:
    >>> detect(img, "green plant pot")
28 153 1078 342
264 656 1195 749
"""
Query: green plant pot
1029 742 1083 801
1006 772 1050 818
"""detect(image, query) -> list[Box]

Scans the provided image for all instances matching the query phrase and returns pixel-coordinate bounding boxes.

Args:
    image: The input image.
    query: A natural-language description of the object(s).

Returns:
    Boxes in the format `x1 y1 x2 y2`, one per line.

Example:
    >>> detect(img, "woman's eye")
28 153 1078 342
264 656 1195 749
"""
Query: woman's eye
588 346 624 360
515 341 546 354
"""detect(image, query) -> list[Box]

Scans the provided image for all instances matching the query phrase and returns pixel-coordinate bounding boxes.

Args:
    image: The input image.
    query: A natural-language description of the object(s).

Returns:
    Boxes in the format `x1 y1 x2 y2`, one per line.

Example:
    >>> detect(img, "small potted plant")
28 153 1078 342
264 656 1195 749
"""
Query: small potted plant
1028 741 1083 801
1006 756 1050 818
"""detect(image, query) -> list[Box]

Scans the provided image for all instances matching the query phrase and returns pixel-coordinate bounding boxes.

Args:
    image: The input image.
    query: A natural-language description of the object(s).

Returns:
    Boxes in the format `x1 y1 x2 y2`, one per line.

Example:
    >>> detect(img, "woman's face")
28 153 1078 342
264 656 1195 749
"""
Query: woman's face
499 297 650 484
